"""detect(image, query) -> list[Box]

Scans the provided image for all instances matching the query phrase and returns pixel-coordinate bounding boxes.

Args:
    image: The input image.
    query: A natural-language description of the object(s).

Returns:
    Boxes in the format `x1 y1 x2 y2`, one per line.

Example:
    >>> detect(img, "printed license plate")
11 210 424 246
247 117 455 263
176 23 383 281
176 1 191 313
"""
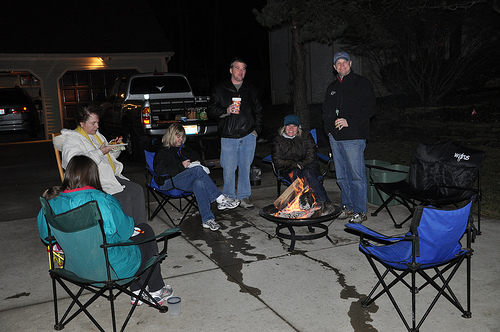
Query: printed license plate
183 124 198 135
0 109 4 115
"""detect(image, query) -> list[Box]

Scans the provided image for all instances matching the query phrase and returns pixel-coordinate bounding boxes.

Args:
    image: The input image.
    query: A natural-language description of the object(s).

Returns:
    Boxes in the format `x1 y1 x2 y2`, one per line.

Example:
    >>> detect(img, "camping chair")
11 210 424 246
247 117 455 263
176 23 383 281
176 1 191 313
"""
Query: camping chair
40 197 180 332
50 133 64 182
145 150 197 226
345 196 475 332
263 129 334 196
366 141 486 230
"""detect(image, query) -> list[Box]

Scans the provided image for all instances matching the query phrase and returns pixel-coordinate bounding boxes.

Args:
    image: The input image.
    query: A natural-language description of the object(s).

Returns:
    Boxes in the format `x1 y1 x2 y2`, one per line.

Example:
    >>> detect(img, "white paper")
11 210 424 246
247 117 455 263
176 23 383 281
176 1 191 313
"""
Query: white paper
187 161 210 174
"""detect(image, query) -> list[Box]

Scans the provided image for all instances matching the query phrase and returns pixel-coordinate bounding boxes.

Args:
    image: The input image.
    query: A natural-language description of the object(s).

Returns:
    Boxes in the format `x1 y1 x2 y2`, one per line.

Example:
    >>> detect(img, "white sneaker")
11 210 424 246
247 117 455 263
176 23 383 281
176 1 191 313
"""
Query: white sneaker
130 287 148 306
202 219 221 231
239 198 254 210
337 205 354 219
349 213 367 224
217 195 240 210
149 285 173 306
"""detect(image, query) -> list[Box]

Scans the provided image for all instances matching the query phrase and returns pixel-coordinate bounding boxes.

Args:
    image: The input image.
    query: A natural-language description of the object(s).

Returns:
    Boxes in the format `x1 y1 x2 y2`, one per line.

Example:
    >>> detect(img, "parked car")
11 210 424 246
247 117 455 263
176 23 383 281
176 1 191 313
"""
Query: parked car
0 86 40 137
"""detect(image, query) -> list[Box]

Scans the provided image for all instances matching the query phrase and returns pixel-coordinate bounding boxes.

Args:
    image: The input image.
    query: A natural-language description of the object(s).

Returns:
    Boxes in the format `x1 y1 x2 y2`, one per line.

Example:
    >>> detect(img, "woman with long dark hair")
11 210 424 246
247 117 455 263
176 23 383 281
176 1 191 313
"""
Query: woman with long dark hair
37 155 173 306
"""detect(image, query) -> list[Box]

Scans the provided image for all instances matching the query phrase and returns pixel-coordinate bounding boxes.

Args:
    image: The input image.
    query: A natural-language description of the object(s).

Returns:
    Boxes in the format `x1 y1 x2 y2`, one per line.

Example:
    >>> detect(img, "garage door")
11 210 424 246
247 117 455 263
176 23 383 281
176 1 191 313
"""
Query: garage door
59 69 137 128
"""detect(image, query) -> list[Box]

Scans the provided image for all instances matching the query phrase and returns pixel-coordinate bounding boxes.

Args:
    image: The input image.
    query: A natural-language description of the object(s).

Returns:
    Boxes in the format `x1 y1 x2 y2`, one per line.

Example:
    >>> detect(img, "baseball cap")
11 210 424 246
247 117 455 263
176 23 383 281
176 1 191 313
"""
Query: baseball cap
334 51 351 64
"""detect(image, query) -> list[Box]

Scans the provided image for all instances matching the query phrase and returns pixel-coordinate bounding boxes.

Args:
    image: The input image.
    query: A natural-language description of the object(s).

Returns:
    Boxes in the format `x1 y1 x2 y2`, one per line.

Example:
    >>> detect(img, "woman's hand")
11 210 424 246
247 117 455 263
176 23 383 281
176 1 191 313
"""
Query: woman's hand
99 143 115 155
182 159 191 168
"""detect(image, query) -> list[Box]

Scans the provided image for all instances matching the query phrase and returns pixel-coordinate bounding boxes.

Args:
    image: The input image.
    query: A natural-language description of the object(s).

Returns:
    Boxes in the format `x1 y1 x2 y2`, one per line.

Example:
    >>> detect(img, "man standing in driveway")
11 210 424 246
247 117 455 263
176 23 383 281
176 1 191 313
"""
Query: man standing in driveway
322 51 376 224
208 57 263 210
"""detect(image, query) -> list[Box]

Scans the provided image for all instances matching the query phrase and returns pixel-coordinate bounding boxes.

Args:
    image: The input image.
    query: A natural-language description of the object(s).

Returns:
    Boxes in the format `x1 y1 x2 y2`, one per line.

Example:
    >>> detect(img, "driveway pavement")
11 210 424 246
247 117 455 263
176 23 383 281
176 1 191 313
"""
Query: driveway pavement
1 140 499 332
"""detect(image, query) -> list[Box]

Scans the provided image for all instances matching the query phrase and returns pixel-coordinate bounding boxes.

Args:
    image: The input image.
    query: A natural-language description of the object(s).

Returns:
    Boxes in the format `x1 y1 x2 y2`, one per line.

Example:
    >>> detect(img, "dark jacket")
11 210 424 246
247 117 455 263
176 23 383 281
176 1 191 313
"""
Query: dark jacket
322 71 376 140
208 79 263 138
153 144 201 186
272 131 320 174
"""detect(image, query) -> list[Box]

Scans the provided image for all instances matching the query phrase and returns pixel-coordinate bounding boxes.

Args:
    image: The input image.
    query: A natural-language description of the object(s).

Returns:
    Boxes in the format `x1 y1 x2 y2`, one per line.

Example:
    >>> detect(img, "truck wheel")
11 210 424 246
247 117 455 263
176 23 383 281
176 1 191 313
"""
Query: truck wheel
124 129 142 161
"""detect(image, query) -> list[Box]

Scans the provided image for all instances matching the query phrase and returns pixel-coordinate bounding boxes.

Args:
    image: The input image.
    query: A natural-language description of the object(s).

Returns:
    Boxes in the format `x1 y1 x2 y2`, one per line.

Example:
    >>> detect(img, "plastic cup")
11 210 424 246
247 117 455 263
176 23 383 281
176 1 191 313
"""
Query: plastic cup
232 97 241 114
167 296 181 317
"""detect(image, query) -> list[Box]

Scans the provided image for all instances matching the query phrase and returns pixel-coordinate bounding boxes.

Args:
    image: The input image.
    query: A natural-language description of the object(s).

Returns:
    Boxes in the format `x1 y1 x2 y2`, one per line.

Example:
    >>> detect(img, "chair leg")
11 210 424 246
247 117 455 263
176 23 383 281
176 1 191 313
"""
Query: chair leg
411 269 417 331
465 250 472 318
108 287 117 332
54 279 106 331
51 272 61 330
362 256 414 331
476 198 482 235
170 198 195 227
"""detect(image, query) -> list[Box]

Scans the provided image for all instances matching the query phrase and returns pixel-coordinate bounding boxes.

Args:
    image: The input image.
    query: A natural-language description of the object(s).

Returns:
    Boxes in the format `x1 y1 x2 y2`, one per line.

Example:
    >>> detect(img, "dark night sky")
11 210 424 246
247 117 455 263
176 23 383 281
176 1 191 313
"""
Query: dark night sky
1 0 271 98
147 0 271 97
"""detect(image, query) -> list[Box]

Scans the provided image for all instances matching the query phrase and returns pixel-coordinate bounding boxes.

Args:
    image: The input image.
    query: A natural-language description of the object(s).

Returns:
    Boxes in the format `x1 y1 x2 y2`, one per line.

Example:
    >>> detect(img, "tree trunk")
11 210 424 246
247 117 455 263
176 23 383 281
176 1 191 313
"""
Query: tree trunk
290 18 310 131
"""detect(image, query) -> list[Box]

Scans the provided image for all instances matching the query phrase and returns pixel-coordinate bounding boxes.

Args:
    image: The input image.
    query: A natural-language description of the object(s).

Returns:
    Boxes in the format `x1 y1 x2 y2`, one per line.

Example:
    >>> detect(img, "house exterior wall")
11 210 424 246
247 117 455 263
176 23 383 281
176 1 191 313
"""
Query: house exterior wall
304 41 336 105
0 53 171 138
269 26 382 105
269 27 292 104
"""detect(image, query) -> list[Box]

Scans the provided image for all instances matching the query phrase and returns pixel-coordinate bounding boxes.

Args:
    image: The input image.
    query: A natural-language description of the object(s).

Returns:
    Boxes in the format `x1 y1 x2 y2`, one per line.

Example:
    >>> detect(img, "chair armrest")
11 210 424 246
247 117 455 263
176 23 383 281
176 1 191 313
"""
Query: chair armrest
262 154 272 164
317 152 331 164
365 164 408 173
317 153 334 177
262 154 281 178
103 228 181 248
146 166 178 188
345 223 407 242
146 166 172 179
439 184 478 193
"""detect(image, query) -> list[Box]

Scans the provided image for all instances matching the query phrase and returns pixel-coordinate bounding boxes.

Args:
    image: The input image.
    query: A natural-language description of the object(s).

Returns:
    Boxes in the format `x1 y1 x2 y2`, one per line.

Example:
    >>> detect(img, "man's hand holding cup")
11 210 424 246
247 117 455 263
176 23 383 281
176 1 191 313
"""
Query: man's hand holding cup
230 97 241 114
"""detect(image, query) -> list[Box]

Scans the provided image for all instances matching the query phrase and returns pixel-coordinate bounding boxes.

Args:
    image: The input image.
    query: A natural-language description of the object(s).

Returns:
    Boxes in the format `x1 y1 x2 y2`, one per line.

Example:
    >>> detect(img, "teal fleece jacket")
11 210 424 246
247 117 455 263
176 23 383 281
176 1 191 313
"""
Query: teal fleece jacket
37 187 141 278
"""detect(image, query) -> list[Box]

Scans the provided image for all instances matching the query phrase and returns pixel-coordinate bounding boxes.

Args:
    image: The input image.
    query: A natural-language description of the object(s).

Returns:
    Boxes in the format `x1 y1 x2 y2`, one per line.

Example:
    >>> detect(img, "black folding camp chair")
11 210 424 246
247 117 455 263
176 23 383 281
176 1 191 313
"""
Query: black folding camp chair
367 141 486 230
145 150 198 226
263 129 334 197
40 197 180 332
346 196 475 332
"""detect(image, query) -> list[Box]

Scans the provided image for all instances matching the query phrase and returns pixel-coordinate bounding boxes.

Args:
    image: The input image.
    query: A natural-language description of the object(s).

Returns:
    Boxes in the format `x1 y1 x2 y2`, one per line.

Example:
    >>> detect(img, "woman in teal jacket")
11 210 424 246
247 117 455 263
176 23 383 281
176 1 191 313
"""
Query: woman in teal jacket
37 155 173 305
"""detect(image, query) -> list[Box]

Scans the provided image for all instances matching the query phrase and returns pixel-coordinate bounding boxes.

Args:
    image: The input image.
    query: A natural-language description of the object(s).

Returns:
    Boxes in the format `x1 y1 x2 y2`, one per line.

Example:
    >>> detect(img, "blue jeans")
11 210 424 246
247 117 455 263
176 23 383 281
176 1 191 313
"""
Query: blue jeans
328 135 367 213
159 166 221 223
220 134 256 200
284 168 331 203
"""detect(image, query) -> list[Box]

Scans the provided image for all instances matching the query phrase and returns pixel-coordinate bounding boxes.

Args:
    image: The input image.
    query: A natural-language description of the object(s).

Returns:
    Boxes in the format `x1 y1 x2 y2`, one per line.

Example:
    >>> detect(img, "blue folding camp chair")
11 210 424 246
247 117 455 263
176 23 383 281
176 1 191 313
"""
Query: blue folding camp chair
40 197 180 332
145 150 197 226
346 196 475 332
263 128 334 197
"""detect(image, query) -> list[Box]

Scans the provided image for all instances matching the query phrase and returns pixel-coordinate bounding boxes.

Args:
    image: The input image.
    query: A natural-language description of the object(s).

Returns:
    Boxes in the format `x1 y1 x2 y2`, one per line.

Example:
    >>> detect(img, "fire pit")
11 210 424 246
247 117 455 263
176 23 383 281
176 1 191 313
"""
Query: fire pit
259 202 341 251
259 178 341 251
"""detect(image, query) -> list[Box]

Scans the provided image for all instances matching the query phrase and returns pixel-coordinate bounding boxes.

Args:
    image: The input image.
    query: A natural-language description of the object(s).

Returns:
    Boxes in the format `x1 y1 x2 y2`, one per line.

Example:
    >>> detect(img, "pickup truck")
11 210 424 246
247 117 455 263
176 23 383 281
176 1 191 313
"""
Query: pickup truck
101 72 219 160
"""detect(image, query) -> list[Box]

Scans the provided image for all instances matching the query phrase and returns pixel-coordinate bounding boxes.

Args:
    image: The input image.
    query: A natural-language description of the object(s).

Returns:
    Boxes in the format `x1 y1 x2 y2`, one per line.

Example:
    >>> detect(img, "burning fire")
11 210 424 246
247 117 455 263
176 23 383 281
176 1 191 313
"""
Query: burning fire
274 177 321 219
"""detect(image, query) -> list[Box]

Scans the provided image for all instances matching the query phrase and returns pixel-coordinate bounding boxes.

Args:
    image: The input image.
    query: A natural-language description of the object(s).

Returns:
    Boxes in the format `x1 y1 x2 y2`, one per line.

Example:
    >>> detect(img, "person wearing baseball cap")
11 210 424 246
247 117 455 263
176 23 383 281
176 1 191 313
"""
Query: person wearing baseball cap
322 51 376 224
271 114 331 204
333 51 350 63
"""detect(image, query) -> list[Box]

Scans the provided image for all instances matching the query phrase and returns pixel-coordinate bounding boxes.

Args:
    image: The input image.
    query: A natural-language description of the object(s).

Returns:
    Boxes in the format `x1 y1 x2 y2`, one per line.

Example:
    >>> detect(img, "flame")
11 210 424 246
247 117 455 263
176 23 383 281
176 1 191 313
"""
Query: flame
274 177 320 219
